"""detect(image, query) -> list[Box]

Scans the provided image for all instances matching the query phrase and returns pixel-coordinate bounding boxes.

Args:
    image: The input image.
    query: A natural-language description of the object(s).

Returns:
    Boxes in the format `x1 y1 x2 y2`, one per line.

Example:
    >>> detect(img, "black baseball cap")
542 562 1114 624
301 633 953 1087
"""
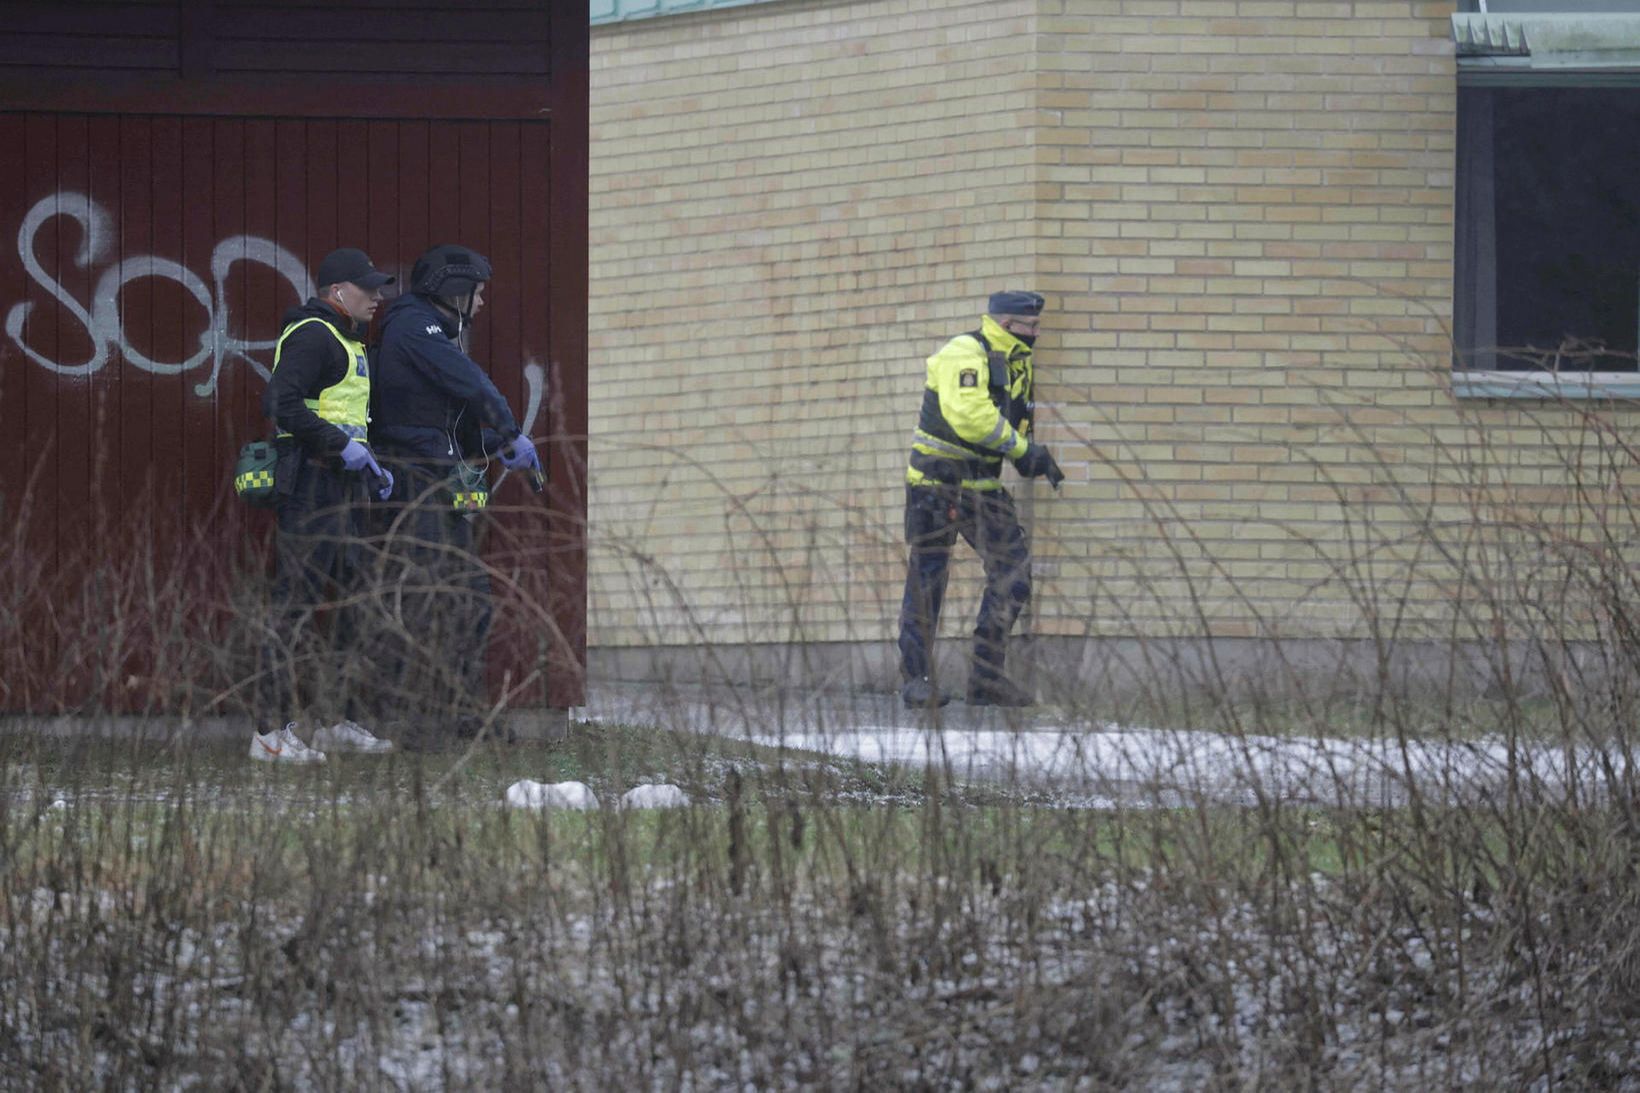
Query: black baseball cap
315 248 395 290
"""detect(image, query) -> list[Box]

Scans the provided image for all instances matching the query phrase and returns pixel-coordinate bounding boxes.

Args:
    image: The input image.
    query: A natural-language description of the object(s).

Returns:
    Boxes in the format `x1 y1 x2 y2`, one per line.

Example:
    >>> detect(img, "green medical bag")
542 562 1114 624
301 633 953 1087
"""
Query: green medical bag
233 439 279 507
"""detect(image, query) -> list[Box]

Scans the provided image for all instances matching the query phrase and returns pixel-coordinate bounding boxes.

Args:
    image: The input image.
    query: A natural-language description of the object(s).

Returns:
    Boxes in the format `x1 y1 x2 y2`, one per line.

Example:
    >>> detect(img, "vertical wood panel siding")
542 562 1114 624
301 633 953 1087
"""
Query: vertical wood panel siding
0 112 576 711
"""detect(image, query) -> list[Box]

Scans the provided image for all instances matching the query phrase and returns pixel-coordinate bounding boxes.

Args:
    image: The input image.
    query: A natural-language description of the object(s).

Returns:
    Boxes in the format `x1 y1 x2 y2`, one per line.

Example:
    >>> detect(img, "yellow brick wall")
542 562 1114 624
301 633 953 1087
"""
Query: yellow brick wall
590 0 1045 650
588 0 1640 663
1029 0 1462 645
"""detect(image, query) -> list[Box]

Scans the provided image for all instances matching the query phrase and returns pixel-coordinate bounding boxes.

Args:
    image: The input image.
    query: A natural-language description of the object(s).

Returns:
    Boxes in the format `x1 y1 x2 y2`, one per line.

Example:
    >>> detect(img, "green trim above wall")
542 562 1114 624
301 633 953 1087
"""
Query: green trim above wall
591 0 776 25
1453 12 1640 69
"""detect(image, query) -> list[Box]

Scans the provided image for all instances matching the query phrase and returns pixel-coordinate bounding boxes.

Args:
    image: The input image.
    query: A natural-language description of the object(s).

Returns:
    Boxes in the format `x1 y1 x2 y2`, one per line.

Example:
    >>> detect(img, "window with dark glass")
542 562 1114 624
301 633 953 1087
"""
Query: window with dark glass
1455 85 1640 373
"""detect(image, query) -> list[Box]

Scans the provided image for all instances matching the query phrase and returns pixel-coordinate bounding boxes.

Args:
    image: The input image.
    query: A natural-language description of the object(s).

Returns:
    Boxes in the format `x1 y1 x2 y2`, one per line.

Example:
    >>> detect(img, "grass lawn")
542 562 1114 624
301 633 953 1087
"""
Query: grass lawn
2 716 1635 1090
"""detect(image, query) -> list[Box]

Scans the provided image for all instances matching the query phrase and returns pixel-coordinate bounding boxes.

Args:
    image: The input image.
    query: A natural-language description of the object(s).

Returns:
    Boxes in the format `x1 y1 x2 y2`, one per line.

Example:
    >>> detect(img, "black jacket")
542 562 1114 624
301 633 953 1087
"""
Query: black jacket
370 293 520 462
261 299 366 458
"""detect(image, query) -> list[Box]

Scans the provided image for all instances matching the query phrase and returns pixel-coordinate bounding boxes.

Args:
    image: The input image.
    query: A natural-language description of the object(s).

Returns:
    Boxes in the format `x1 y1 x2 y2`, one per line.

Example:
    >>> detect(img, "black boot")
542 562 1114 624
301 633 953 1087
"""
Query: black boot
901 676 952 708
967 674 1034 707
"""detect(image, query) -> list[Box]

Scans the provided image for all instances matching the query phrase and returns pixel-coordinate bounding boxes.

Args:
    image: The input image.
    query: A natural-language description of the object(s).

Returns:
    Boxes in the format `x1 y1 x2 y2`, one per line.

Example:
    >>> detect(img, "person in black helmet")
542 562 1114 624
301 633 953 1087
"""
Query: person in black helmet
367 244 542 744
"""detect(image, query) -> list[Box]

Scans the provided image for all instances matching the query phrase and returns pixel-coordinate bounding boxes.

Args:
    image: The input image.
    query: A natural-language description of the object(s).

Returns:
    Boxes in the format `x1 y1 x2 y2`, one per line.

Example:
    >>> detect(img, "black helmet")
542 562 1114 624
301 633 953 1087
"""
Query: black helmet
410 244 492 299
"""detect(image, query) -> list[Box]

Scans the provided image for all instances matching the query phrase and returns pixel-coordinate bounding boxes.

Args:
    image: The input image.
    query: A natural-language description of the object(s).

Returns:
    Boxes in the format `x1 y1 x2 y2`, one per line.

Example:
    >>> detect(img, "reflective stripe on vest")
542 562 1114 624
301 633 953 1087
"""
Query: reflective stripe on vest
272 317 371 438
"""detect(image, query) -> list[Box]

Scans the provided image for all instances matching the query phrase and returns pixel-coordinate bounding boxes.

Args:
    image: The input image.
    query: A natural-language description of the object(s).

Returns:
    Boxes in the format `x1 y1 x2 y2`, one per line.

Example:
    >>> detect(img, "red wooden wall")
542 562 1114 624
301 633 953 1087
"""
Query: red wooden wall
0 2 588 714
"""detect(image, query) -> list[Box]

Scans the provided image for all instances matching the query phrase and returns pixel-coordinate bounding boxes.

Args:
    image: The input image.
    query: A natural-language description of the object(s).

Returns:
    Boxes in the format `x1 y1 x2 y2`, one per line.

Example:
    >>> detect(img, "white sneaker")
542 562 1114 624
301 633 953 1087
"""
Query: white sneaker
312 719 394 754
250 723 327 764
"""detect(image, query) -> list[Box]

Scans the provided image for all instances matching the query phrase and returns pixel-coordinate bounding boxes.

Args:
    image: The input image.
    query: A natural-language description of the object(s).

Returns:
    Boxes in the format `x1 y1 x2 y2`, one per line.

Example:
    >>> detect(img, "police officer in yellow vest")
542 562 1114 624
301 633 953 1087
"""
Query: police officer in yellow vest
898 290 1064 709
252 248 398 764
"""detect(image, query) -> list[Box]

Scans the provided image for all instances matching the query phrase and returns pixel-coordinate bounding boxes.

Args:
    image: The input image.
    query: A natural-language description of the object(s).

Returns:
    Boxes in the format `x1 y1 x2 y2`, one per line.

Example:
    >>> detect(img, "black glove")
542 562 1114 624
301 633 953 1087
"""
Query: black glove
1014 442 1065 487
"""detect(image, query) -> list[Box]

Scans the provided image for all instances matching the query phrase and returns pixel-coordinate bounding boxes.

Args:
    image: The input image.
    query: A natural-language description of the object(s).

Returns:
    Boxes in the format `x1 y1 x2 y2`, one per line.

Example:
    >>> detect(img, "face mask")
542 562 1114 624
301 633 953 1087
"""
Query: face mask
1015 333 1037 347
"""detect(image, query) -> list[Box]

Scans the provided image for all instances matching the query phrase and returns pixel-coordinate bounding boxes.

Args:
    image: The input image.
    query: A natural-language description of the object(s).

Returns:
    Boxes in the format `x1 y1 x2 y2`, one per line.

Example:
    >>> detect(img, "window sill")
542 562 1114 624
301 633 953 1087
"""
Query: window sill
1452 370 1640 400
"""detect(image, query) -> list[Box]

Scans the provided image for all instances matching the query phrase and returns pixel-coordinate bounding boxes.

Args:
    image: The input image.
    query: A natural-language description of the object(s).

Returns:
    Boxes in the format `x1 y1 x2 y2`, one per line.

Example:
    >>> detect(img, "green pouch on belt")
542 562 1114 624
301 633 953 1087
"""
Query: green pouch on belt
232 440 278 507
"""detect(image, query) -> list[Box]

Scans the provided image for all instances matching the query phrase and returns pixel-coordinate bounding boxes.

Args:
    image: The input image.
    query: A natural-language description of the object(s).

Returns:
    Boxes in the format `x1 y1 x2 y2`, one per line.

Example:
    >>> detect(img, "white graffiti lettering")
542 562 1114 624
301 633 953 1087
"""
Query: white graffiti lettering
7 191 551 424
5 191 312 396
522 360 544 436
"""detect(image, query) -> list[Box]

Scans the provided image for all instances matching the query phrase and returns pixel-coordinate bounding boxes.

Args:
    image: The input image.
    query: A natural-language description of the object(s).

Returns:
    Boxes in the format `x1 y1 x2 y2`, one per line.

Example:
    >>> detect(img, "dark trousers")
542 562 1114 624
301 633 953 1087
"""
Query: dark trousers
365 459 493 732
897 484 1031 685
257 457 372 724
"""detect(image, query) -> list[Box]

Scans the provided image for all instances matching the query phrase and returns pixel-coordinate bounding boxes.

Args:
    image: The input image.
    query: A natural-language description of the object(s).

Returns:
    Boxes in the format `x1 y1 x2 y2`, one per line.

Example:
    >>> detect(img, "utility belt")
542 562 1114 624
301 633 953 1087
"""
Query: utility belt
269 425 372 469
909 448 1001 486
280 437 377 493
235 434 384 508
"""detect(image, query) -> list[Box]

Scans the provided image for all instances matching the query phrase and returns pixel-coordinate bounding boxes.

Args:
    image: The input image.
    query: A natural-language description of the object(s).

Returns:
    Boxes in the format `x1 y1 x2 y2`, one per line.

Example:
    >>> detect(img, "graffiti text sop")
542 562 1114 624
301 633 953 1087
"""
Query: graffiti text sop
5 191 312 397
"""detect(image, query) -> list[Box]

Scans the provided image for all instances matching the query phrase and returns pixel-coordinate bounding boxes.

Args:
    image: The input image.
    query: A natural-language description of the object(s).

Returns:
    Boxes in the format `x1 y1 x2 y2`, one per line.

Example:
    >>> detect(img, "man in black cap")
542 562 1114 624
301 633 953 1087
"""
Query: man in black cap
367 243 541 745
252 247 398 763
898 290 1064 709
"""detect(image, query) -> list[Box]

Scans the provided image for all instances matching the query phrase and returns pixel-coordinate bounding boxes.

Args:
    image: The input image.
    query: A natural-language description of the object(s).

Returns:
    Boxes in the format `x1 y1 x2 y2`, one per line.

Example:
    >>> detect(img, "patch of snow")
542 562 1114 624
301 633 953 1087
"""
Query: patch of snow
504 779 598 810
620 783 690 809
755 723 1626 806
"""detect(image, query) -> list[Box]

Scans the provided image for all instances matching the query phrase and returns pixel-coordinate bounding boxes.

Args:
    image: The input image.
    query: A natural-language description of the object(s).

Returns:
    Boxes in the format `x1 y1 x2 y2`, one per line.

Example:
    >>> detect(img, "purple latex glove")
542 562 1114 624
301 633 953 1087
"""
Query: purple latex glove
499 433 541 472
339 438 383 476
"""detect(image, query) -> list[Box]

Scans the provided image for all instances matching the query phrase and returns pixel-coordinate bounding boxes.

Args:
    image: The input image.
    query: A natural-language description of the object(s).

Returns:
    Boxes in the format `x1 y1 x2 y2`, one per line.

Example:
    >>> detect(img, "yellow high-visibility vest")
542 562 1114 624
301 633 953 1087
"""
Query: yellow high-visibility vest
272 317 371 439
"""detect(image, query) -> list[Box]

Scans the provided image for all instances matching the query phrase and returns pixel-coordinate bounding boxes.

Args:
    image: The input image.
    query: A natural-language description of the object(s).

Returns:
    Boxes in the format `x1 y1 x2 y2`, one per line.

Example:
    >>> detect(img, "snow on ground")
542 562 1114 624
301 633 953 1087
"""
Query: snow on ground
577 683 1628 807
619 783 690 809
504 779 599 810
751 722 1624 805
503 780 692 810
